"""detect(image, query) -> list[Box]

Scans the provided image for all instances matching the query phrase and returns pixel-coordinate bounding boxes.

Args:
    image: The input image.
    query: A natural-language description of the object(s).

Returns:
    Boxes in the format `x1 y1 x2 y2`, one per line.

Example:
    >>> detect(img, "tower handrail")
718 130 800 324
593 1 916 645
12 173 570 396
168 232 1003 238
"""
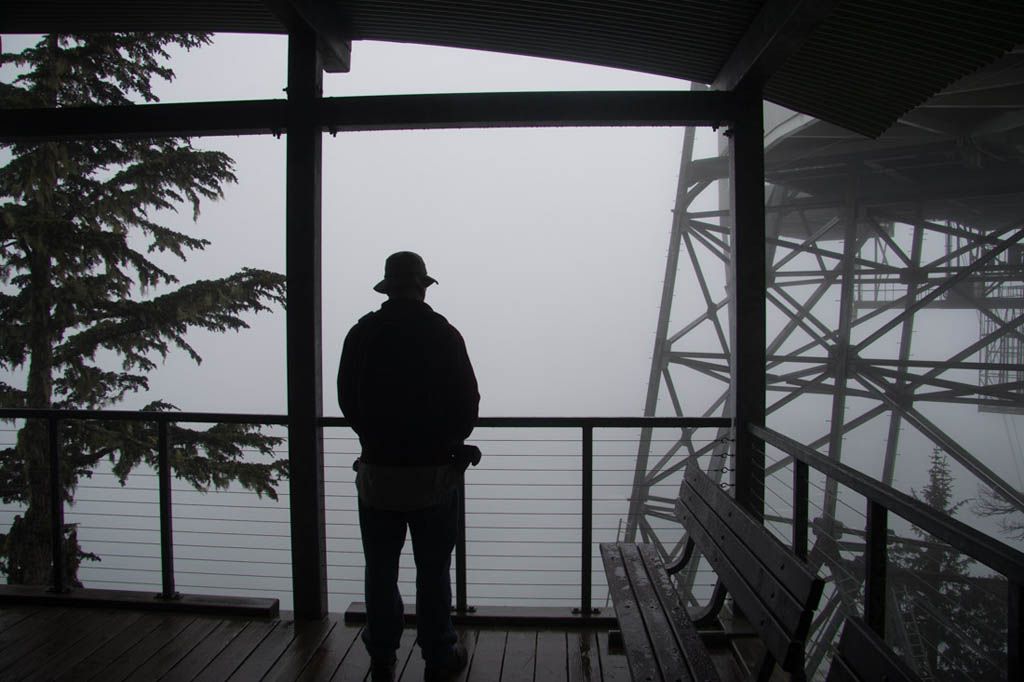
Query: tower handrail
751 422 1022 681
751 423 1024 581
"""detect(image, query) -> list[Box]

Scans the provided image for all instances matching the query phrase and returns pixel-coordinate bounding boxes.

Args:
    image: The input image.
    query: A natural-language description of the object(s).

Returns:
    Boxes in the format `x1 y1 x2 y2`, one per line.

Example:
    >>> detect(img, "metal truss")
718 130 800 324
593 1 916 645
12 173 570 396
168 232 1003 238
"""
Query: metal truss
627 106 1024 675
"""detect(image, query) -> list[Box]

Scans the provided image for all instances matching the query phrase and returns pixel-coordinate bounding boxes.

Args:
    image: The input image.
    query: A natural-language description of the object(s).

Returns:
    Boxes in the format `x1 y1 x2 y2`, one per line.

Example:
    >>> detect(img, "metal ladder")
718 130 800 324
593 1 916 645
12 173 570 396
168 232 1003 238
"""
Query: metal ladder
894 583 936 682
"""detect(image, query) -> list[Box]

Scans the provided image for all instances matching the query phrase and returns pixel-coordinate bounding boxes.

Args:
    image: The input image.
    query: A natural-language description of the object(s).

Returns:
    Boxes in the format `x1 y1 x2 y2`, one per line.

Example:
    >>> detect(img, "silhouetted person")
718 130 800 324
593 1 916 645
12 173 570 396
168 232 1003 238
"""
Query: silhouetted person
338 251 479 682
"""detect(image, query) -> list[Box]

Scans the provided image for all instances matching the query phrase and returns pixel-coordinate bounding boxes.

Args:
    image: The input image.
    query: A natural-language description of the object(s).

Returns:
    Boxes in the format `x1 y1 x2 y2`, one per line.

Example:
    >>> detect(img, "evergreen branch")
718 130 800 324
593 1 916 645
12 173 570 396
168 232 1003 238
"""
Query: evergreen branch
79 143 236 226
54 268 286 370
0 447 26 504
0 383 29 409
2 34 212 108
53 363 150 408
162 423 288 499
64 412 288 500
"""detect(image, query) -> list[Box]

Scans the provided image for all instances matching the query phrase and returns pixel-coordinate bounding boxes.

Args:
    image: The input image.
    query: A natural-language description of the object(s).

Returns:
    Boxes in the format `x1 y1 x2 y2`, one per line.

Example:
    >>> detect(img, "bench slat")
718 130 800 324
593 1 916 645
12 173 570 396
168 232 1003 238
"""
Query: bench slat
682 462 822 605
618 543 696 681
678 489 801 670
601 543 672 682
637 544 722 682
677 464 823 671
678 473 817 639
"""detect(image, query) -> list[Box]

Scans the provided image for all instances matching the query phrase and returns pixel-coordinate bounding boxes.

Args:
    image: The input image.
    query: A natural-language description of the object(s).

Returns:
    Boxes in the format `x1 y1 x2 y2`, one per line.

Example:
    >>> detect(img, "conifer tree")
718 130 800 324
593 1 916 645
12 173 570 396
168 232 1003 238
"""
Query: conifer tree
0 34 288 586
889 449 1005 681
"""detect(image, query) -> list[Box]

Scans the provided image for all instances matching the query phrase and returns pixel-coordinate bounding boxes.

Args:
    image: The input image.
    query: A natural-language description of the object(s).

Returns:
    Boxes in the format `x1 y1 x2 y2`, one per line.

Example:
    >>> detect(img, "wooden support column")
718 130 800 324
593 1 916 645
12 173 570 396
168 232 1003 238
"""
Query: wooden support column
729 90 766 519
285 27 327 619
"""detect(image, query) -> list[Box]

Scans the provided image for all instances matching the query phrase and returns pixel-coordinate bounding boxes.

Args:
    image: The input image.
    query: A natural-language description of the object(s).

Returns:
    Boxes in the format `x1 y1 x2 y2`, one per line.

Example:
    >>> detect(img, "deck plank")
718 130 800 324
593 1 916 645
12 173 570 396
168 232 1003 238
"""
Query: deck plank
0 605 37 633
124 614 222 681
6 608 127 682
192 618 278 682
535 630 568 682
23 609 148 682
226 618 298 681
568 630 601 682
264 616 339 682
0 607 90 675
466 629 506 681
502 630 536 682
52 611 174 682
0 607 77 671
294 622 362 682
0 605 629 682
329 627 371 682
85 611 197 682
161 616 251 682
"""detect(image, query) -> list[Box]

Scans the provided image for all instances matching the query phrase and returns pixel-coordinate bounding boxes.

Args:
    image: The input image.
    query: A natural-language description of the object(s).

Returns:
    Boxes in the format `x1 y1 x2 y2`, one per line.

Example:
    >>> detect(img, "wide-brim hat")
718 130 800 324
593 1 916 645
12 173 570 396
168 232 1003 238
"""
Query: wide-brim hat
373 251 438 293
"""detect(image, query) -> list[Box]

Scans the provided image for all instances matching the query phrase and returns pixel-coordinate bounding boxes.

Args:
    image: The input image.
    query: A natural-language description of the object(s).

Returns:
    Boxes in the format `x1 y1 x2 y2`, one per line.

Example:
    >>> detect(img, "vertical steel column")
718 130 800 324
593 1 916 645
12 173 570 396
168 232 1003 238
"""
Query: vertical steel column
864 500 888 635
285 27 328 619
579 425 594 616
627 122 699 542
881 221 924 486
47 417 65 593
823 169 860 521
729 91 766 519
157 420 178 599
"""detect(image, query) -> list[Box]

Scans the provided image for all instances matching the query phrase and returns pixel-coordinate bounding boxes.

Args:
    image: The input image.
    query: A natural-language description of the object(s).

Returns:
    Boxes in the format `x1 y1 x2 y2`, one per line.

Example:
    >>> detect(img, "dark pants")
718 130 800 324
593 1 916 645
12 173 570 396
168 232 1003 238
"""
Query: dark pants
358 491 459 663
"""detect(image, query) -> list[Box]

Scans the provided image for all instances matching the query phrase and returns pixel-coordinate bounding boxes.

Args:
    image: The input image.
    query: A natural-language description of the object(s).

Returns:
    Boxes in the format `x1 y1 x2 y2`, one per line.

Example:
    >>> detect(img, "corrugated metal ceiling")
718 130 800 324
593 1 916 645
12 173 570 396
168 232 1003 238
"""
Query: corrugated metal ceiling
2 0 1023 138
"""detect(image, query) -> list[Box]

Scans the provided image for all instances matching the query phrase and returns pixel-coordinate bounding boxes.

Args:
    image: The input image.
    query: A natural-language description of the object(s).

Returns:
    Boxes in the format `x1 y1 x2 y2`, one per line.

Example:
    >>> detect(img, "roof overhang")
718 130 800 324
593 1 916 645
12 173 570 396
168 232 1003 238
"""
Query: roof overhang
2 1 1023 138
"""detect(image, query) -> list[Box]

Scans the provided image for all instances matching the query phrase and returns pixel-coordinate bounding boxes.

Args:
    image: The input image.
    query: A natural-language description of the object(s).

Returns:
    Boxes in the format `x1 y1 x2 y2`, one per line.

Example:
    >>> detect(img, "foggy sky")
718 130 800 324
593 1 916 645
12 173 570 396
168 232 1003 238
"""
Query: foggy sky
2 33 1022 548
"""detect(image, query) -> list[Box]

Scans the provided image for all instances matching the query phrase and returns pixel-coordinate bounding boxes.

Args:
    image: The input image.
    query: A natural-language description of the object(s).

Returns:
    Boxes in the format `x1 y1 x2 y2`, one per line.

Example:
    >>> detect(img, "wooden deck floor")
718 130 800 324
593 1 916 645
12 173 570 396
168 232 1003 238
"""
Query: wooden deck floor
0 604 631 682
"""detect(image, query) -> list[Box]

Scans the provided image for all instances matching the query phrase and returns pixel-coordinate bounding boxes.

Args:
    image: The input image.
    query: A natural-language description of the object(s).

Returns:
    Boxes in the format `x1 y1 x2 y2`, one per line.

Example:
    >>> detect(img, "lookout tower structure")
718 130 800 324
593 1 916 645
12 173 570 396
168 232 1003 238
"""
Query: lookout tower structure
627 52 1024 677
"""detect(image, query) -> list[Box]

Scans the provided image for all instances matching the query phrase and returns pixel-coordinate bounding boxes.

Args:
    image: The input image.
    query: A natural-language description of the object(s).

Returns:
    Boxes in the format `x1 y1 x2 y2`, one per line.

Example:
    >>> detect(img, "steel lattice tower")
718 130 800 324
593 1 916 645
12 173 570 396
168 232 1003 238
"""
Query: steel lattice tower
627 54 1024 679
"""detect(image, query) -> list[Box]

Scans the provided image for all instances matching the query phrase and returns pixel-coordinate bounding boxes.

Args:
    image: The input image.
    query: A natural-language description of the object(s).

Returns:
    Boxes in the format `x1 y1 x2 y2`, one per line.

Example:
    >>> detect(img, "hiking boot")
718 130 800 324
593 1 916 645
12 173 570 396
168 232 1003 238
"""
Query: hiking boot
424 642 468 682
370 655 397 682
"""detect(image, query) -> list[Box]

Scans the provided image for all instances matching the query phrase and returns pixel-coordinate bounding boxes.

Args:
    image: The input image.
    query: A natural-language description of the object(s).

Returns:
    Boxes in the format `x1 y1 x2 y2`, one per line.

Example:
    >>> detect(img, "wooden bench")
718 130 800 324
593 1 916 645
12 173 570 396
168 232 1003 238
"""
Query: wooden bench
601 460 825 682
826 617 923 682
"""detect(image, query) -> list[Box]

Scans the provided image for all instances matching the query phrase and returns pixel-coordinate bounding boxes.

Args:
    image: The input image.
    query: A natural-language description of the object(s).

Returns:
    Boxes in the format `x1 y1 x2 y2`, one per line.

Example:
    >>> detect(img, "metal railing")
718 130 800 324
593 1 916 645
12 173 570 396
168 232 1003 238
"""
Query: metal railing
323 411 724 614
0 408 727 617
753 423 1024 682
0 407 288 599
6 407 1018 676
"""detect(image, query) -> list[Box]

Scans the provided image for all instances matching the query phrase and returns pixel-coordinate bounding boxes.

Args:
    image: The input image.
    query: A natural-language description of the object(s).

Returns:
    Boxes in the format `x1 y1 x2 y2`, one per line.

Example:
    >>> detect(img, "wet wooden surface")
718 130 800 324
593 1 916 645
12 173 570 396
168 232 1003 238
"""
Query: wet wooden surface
0 604 631 681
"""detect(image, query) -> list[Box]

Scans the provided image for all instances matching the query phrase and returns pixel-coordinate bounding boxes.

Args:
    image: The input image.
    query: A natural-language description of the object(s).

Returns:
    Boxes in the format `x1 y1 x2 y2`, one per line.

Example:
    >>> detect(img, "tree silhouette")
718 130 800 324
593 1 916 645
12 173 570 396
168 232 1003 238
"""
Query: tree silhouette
0 33 287 586
973 486 1024 541
889 449 1007 681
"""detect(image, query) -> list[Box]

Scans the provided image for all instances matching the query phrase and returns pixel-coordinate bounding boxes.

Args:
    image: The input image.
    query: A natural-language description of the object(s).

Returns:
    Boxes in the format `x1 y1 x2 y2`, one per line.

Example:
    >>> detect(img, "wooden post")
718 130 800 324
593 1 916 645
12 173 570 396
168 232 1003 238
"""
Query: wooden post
157 420 179 600
286 27 328 619
47 417 66 593
580 425 594 616
864 501 887 636
793 459 809 560
729 90 766 520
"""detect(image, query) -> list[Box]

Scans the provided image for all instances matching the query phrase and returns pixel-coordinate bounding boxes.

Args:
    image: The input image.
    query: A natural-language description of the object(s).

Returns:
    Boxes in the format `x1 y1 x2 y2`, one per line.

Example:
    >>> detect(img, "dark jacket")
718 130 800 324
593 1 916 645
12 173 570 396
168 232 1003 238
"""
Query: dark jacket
338 298 479 466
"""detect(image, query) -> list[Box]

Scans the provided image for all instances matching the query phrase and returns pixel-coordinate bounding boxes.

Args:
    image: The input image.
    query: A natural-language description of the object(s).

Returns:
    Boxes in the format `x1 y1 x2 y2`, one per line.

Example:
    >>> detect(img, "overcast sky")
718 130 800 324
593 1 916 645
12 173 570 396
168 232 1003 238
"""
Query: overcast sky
91 33 717 420
3 33 1022 547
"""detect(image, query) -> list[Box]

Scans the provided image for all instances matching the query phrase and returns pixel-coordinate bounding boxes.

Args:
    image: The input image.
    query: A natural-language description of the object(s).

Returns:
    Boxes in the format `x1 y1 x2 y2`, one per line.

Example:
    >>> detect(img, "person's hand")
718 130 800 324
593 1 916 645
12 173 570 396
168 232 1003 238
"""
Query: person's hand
454 444 482 471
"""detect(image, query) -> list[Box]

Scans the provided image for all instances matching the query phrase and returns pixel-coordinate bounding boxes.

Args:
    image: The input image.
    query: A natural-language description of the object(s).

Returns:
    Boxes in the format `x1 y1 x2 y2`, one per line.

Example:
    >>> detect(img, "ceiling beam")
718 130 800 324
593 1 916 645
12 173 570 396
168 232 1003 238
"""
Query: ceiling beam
0 90 737 142
263 0 351 73
712 0 839 92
